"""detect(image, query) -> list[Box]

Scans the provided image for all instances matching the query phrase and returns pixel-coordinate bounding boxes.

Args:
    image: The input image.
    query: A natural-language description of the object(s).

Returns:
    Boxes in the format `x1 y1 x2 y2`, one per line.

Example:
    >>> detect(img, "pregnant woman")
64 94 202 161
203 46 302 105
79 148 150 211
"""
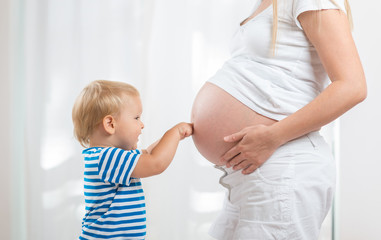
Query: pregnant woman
191 0 366 239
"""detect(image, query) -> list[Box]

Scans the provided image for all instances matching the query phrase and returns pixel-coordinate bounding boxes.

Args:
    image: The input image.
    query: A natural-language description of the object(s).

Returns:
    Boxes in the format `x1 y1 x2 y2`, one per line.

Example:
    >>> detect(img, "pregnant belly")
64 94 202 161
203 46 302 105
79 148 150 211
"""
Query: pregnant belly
191 82 277 165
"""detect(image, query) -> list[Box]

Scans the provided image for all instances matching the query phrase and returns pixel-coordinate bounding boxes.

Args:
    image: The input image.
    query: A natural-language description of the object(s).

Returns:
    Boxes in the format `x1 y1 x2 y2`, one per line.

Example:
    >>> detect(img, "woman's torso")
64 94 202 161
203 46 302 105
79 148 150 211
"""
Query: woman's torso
191 0 345 164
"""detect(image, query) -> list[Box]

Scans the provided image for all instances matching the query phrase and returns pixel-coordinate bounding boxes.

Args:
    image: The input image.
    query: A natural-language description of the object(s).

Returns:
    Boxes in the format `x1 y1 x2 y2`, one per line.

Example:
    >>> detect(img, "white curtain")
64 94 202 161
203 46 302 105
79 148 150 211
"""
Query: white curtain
5 0 334 239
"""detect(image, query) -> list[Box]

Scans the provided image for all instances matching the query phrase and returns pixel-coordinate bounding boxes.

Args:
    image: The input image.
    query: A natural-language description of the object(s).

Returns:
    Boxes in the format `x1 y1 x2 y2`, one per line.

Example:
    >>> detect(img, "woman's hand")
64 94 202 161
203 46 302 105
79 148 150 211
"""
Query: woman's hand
221 124 283 174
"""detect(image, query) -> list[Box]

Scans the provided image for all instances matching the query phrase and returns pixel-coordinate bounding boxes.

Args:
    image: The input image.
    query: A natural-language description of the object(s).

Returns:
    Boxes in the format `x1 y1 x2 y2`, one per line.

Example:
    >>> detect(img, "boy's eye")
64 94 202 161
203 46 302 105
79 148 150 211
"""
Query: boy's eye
135 117 140 120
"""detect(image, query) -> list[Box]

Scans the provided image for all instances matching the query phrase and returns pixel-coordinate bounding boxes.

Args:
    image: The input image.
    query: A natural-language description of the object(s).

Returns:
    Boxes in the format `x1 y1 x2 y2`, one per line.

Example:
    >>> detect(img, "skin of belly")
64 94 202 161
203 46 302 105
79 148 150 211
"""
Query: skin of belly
191 82 277 165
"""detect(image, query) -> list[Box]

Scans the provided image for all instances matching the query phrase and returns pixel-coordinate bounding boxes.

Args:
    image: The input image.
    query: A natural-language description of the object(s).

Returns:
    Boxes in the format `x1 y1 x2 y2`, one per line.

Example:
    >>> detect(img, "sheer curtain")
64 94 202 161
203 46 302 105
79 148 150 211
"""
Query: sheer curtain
6 0 334 239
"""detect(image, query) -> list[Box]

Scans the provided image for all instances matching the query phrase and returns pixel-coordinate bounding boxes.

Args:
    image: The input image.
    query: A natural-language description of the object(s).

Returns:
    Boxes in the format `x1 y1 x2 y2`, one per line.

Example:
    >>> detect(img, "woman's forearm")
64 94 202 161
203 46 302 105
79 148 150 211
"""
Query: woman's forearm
271 79 367 146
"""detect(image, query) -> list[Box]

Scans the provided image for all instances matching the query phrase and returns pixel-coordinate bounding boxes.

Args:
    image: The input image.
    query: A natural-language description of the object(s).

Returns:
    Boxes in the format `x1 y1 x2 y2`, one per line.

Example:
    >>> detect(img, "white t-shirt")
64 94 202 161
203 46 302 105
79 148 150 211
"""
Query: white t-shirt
208 0 346 120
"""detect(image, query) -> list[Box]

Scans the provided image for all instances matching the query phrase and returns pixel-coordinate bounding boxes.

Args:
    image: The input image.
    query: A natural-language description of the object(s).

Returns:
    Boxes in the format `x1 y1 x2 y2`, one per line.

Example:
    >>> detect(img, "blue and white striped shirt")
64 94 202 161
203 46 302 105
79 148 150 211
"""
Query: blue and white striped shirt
79 147 146 240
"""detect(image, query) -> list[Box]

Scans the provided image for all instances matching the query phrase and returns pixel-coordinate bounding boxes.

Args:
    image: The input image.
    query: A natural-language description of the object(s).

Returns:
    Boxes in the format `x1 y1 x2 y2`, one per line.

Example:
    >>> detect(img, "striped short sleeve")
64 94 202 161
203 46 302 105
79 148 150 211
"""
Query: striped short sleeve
98 147 141 186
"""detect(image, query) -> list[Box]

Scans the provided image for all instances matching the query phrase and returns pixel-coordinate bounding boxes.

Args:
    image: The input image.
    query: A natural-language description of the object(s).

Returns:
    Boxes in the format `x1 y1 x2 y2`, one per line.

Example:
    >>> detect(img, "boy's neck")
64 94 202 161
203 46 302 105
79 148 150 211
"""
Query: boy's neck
89 125 115 148
89 136 115 148
89 143 113 148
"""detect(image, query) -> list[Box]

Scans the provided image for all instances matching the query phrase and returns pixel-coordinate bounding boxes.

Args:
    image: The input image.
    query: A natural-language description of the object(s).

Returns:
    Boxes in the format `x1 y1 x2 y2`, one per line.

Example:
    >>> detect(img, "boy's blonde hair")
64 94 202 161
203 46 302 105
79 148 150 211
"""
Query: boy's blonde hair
72 80 139 147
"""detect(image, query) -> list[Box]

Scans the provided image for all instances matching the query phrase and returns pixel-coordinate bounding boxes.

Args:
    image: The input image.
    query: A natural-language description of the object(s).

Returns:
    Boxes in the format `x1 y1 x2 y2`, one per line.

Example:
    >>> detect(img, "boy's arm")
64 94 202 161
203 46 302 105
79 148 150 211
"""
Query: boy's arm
131 122 193 178
145 139 159 154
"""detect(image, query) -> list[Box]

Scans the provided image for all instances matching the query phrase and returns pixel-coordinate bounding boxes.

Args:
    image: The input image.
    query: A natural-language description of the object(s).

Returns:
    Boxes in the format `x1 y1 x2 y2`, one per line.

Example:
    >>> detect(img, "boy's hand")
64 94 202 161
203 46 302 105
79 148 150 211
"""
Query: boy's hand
176 122 193 140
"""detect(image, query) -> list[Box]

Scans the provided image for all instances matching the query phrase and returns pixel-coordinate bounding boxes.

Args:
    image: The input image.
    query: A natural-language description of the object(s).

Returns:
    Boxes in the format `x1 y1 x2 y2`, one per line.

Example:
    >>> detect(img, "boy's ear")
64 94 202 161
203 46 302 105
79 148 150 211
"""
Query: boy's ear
103 115 116 135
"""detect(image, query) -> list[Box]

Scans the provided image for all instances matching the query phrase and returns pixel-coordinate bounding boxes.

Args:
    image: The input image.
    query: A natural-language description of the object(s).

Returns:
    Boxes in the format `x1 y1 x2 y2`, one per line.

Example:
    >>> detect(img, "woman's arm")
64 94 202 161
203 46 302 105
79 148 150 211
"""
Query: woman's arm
131 122 193 178
222 9 367 174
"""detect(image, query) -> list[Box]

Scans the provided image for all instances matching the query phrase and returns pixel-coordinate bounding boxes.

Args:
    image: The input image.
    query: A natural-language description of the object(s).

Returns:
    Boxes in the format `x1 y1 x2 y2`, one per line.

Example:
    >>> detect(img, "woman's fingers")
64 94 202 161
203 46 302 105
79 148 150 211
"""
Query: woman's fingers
228 153 259 172
242 164 258 175
222 130 247 165
226 152 244 168
231 157 248 171
222 145 241 166
224 130 245 143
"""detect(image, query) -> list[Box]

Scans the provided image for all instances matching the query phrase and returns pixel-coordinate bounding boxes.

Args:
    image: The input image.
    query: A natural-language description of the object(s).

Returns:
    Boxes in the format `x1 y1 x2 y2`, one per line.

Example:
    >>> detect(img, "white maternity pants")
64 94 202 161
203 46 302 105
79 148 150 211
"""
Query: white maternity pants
209 131 335 240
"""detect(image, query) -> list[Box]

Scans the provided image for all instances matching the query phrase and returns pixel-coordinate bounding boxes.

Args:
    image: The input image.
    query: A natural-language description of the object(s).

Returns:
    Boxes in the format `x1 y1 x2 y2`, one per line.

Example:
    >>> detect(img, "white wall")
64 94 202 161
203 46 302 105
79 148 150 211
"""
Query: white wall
337 2 381 240
0 0 11 239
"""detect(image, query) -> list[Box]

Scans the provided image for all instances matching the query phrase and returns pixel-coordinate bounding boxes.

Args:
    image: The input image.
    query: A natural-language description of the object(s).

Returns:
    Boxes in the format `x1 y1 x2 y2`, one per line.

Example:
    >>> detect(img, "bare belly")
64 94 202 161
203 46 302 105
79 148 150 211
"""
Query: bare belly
191 82 277 165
